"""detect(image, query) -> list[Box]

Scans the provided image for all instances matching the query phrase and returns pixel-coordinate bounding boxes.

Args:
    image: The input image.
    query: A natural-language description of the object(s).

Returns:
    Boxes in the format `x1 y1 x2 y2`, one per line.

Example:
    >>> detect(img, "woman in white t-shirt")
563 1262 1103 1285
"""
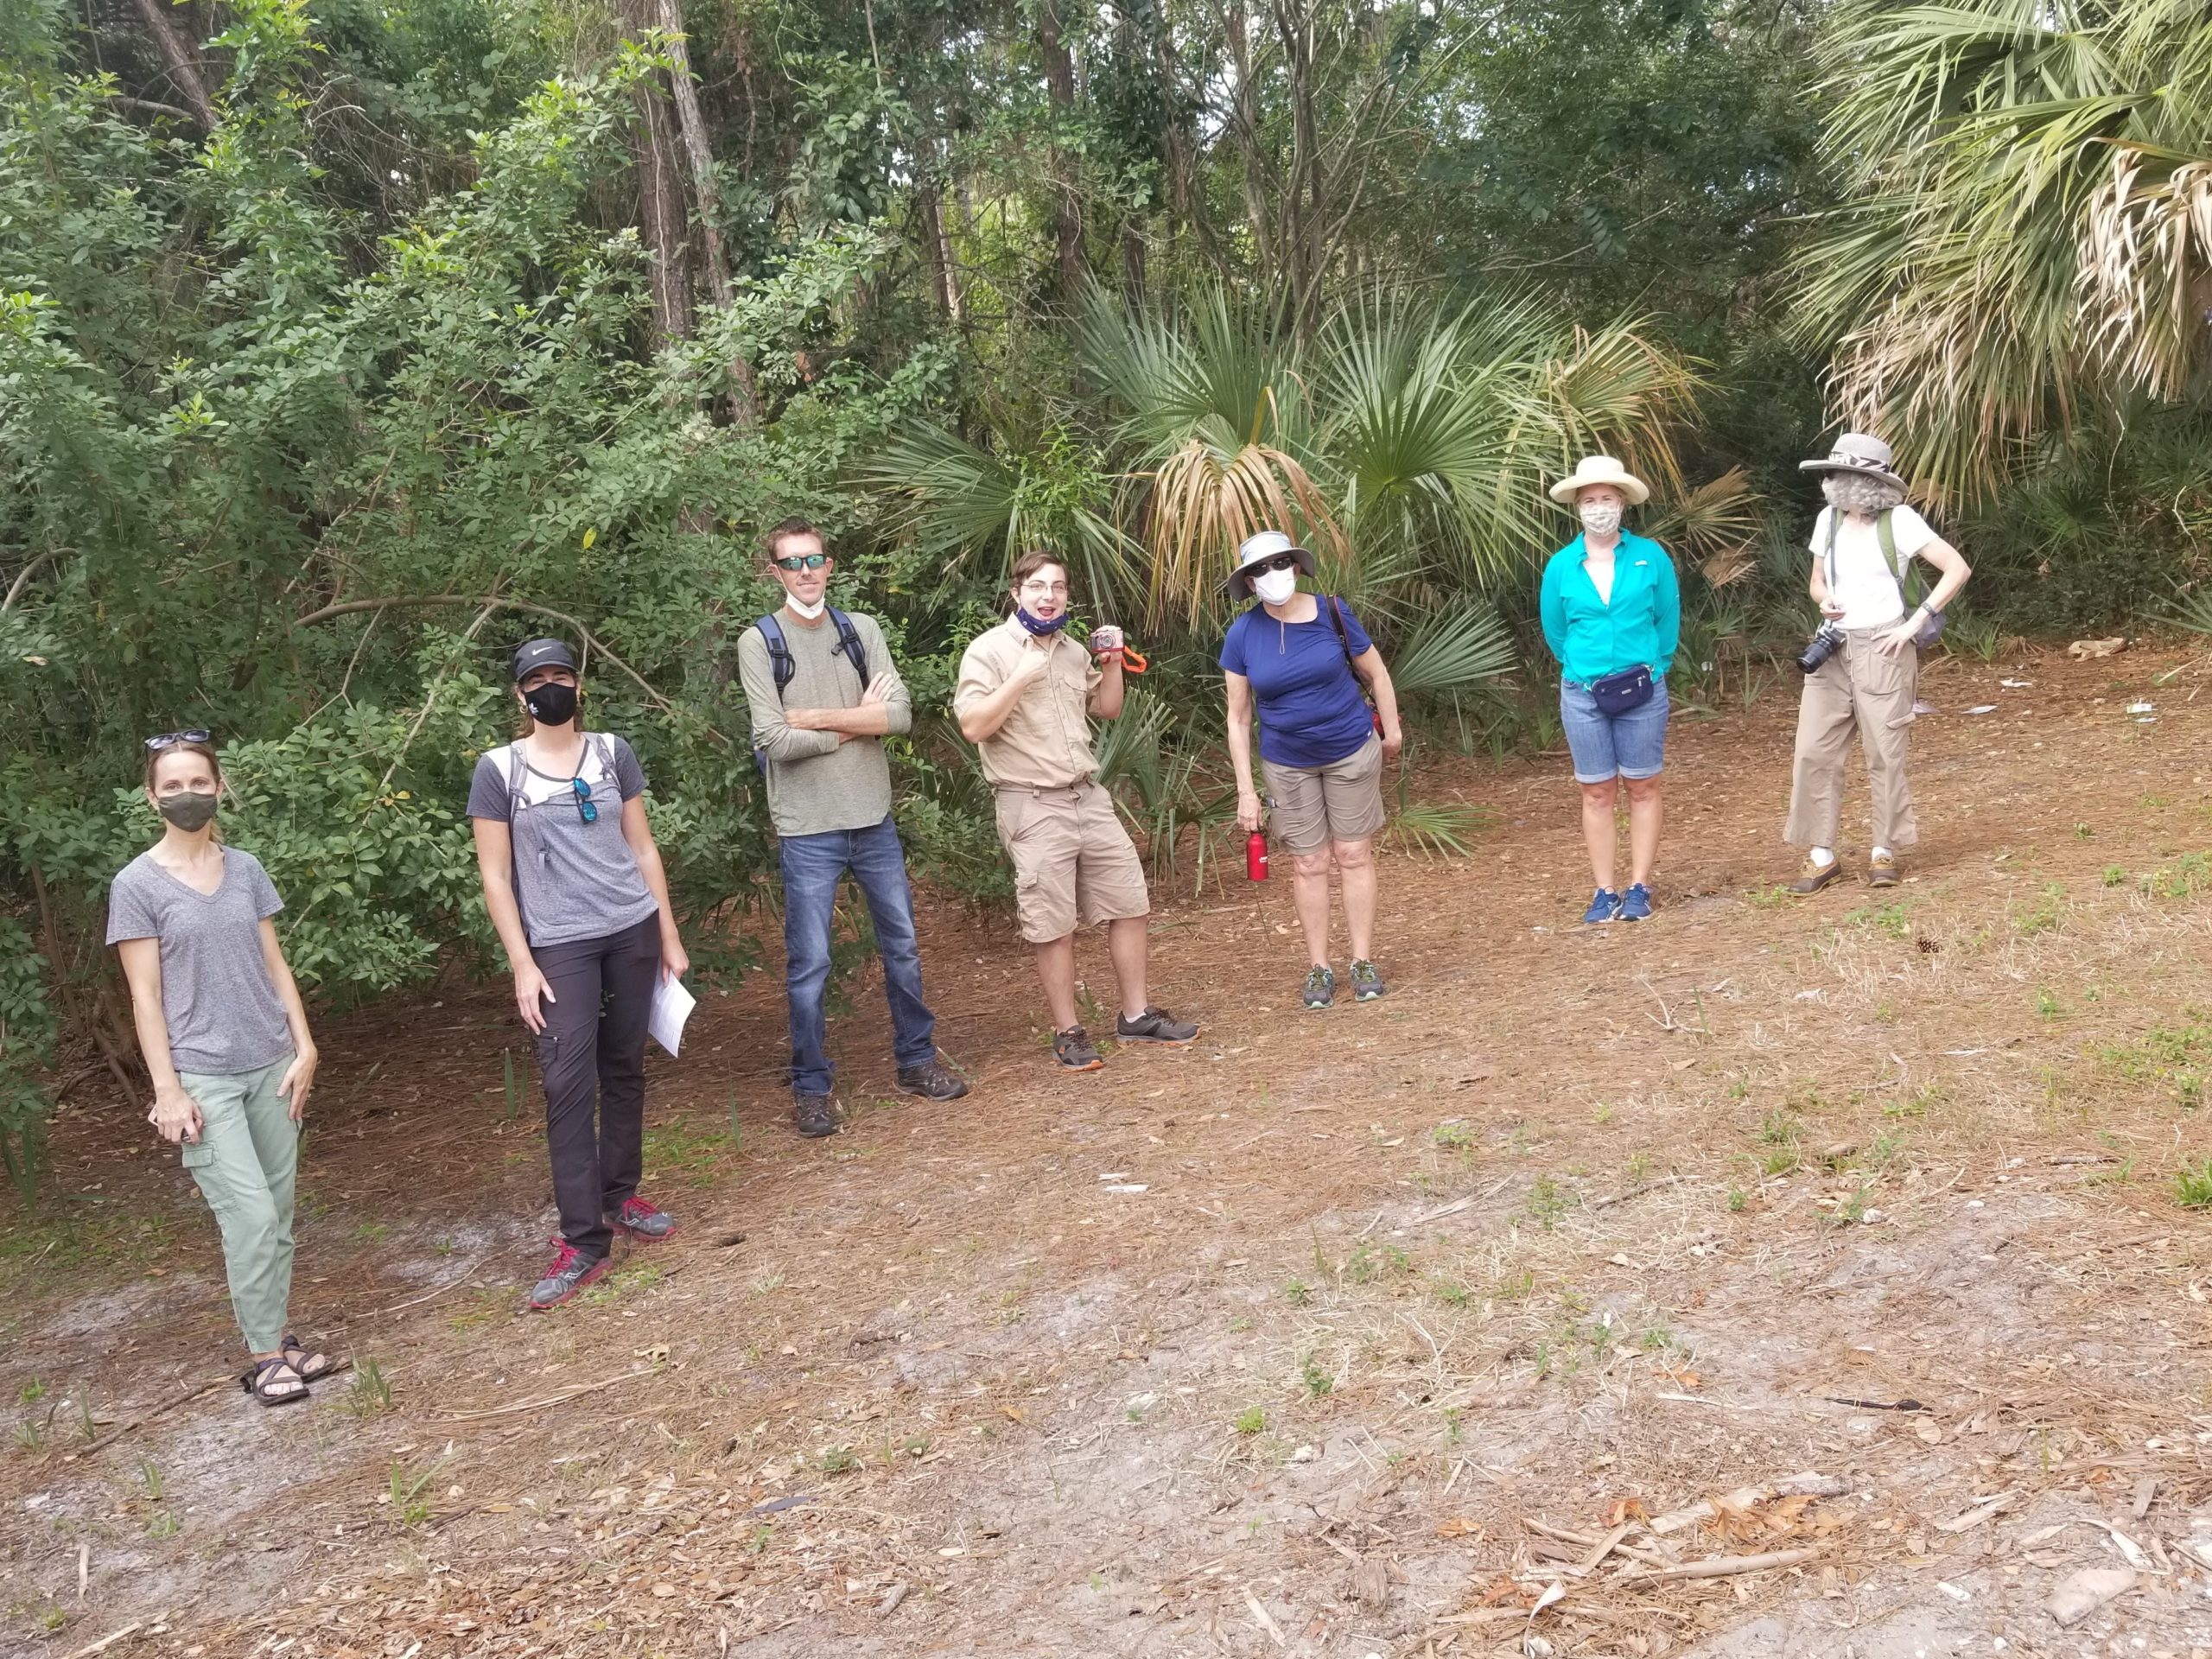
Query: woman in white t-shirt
1785 434 1971 893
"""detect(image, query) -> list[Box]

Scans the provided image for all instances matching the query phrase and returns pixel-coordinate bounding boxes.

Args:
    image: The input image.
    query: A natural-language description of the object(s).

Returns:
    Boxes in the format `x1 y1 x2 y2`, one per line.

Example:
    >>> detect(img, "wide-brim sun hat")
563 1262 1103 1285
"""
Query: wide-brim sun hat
1224 529 1318 598
1799 431 1906 491
1548 455 1649 507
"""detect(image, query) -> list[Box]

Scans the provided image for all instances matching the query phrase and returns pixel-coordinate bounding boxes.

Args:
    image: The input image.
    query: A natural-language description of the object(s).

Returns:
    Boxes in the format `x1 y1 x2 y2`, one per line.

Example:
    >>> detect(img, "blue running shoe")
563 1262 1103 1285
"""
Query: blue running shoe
1617 883 1653 923
1582 887 1622 925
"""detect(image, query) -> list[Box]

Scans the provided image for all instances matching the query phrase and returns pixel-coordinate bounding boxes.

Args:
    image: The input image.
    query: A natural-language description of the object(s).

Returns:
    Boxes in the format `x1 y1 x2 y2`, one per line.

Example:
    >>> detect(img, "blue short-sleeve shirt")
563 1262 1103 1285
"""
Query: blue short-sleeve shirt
1220 596 1376 770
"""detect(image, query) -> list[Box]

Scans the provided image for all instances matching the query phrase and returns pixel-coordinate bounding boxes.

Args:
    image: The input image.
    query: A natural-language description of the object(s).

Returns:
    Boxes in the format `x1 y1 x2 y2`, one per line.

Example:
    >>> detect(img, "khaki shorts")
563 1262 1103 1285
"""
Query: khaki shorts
1262 733 1388 855
995 782 1151 944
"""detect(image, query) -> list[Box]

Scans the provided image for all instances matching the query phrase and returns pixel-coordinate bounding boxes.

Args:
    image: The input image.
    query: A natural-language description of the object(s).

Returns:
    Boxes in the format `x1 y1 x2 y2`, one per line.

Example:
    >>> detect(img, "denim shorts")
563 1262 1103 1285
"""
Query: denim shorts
1560 678 1669 784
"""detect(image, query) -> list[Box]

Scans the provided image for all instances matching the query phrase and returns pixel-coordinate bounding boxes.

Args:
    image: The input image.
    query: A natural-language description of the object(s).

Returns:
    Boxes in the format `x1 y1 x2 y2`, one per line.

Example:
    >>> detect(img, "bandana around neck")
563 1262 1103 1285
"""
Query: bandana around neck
1015 607 1071 637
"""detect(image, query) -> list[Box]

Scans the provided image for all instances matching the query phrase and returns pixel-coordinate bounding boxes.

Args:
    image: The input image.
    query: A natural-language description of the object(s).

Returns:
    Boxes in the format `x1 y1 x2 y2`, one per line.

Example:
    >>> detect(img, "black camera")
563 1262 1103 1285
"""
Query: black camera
1796 622 1845 675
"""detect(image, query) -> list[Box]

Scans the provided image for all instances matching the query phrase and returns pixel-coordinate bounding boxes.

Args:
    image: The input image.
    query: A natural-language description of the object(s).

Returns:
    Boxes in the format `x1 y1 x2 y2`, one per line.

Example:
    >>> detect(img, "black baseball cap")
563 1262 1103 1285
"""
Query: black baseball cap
512 638 576 682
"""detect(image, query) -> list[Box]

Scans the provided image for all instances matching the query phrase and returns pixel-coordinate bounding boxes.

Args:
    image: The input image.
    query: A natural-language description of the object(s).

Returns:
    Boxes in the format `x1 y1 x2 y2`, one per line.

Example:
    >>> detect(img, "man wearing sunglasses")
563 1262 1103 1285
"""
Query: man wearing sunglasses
737 518 969 1139
953 551 1199 1071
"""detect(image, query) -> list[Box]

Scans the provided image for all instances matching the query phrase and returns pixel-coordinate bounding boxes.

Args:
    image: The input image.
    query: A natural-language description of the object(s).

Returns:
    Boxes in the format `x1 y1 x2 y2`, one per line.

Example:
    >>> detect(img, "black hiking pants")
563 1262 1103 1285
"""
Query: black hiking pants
533 914 661 1259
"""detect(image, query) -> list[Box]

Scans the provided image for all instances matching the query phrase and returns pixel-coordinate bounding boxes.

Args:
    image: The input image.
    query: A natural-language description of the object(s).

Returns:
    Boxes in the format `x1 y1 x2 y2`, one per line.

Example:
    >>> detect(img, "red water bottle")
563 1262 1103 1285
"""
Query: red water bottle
1246 829 1269 882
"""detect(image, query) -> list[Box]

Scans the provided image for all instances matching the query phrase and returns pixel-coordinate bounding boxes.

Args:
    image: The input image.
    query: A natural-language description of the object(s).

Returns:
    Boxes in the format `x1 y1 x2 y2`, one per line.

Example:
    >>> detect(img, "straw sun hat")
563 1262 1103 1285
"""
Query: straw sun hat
1548 455 1649 507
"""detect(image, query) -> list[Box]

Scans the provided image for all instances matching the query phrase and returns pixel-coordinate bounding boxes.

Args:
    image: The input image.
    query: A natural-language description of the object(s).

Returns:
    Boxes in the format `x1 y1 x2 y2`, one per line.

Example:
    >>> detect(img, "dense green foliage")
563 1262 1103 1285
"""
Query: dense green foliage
3 0 2207 1196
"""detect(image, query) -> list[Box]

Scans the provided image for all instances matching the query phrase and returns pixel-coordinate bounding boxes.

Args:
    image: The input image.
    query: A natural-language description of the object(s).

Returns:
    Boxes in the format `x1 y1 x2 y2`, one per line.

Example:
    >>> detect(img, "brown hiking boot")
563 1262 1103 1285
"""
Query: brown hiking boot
1868 851 1900 887
1789 855 1843 894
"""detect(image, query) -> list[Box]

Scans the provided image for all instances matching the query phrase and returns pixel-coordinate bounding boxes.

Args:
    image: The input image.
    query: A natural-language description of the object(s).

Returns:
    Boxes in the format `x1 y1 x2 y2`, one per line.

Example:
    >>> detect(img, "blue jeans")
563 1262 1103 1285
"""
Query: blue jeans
779 816 938 1096
1560 678 1669 784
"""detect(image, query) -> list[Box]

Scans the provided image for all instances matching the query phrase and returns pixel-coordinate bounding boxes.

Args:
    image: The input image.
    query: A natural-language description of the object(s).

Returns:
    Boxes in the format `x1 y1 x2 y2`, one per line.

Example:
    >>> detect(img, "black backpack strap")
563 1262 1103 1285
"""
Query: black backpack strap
754 614 794 697
828 607 870 686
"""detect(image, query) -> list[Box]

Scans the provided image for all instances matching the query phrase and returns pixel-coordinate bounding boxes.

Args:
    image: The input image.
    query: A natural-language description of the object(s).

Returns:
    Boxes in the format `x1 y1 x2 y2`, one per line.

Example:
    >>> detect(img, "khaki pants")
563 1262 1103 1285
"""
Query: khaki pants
1783 628 1919 851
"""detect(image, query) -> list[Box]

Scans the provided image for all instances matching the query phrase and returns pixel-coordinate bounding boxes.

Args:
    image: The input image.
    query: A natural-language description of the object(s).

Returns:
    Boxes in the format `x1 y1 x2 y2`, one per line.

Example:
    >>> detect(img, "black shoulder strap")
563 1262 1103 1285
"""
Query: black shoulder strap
754 614 794 697
1324 595 1360 675
828 607 870 685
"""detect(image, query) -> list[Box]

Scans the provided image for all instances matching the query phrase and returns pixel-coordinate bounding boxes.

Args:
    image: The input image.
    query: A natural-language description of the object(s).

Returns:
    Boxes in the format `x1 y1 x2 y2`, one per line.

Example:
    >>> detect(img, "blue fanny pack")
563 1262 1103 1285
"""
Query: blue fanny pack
1589 664 1654 716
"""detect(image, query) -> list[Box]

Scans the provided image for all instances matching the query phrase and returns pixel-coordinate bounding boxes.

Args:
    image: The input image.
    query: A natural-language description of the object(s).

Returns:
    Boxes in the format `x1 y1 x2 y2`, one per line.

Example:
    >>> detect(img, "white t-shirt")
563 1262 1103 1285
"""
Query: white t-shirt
1808 505 1938 630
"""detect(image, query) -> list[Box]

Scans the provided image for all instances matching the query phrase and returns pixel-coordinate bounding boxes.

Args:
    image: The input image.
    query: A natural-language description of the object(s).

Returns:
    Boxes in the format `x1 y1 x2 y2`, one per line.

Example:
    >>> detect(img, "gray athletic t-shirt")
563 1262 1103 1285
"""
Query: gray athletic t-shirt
106 847 292 1076
466 733 660 949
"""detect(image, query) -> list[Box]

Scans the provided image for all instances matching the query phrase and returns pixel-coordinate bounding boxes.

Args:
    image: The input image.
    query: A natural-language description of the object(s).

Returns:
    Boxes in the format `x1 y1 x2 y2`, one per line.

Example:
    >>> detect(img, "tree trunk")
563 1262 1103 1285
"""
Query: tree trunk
128 0 217 132
617 0 695 344
1039 0 1084 301
653 0 759 422
919 156 963 323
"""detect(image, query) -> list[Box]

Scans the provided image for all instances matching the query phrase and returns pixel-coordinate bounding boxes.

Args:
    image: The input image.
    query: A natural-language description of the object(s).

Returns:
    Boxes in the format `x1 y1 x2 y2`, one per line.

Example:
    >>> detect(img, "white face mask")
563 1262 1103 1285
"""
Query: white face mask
786 594 827 620
1252 568 1300 607
1580 501 1623 537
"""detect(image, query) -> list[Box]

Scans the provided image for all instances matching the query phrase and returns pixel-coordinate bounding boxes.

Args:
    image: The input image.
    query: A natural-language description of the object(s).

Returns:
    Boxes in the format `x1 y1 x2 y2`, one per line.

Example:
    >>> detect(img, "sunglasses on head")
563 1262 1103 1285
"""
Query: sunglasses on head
772 553 830 571
144 729 212 752
1253 554 1300 575
569 775 598 825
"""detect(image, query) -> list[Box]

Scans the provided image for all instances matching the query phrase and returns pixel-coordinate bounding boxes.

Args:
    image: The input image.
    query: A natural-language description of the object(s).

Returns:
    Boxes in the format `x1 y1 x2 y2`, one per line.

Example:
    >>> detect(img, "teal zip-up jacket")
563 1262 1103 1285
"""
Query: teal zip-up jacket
1539 529 1681 685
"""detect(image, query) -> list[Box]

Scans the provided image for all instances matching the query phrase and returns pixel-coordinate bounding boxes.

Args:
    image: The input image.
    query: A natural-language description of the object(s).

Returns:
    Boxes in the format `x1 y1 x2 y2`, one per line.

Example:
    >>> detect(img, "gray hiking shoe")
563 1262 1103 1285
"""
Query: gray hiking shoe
1349 959 1387 1001
896 1058 971 1100
1116 1006 1199 1044
1302 965 1335 1010
794 1091 841 1138
608 1196 677 1241
529 1239 610 1311
1053 1026 1104 1071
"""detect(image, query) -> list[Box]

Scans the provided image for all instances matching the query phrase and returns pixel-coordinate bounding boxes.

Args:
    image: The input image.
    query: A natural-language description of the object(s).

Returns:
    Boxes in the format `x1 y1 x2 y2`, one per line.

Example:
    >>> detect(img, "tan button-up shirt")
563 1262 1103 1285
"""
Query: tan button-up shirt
952 619 1104 790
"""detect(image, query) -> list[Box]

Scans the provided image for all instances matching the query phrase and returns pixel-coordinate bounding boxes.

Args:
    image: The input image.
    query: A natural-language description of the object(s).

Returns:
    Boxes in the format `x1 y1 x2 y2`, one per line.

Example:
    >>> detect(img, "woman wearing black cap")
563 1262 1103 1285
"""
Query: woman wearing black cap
467 639 690 1310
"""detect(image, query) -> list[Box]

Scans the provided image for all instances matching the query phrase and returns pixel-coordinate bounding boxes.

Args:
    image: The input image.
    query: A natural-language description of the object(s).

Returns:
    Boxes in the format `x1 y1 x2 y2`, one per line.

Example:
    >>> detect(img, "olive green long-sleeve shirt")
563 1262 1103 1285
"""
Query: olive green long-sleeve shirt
736 608 910 837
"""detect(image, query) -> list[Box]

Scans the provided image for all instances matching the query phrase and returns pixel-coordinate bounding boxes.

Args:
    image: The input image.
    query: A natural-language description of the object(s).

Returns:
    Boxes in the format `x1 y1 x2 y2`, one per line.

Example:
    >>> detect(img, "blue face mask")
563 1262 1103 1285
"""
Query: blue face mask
1016 607 1071 637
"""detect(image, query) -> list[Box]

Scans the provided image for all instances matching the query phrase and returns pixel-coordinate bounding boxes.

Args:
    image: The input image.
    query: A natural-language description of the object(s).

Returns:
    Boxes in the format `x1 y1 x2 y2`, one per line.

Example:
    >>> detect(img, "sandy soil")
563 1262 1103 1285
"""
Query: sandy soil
4 641 2211 1659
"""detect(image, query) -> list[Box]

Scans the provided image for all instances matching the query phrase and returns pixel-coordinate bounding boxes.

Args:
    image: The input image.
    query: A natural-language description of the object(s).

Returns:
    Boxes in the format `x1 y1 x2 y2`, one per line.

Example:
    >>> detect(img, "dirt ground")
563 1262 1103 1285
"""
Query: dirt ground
6 642 2212 1659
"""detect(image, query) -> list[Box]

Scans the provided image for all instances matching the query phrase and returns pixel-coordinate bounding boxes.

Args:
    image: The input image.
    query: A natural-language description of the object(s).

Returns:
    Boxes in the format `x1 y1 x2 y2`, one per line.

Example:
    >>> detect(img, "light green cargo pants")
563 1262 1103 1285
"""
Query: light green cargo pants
175 1054 299 1353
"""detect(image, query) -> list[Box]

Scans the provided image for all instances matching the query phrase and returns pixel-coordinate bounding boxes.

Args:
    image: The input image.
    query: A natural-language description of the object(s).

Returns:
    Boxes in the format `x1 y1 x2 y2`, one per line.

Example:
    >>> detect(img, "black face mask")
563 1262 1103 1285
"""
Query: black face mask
156 790 219 831
524 683 579 726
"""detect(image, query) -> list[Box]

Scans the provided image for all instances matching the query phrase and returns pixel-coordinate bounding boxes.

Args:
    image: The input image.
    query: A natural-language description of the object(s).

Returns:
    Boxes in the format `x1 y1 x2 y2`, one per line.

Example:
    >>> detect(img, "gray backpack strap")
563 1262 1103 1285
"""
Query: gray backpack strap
505 741 528 817
589 733 619 798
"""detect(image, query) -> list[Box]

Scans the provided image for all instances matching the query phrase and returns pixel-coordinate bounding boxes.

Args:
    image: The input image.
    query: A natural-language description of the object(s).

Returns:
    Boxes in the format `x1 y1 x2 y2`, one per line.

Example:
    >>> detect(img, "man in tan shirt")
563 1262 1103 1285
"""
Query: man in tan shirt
953 552 1199 1071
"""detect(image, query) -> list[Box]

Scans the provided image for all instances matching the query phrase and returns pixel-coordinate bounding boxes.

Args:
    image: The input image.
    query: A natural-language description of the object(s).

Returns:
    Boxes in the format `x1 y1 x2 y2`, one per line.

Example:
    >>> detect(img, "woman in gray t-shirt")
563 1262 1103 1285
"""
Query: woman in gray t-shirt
109 734 330 1407
467 639 690 1311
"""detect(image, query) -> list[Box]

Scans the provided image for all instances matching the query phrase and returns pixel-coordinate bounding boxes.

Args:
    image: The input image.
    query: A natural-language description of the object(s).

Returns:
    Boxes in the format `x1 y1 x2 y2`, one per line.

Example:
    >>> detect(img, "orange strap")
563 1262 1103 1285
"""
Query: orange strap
1115 645 1148 674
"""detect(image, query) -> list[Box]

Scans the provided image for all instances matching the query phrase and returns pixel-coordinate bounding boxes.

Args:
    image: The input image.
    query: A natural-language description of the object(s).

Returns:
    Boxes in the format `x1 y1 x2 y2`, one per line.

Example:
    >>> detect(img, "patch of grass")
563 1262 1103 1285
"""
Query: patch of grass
1281 1279 1313 1306
146 1507 181 1540
18 1379 44 1406
1826 1181 1875 1227
1744 883 1795 911
1430 1279 1471 1308
1624 1151 1652 1185
2012 881 2066 936
817 1445 856 1475
1523 1174 1572 1230
2103 864 2128 887
640 1119 725 1187
1298 1353 1333 1398
2036 987 2063 1019
346 1357 392 1416
386 1451 449 1529
1496 1267 1535 1300
1233 1406 1265 1436
2088 1156 2139 1188
2174 1159 2212 1210
448 1286 510 1333
1845 899 1912 940
1759 1109 1802 1146
137 1458 162 1500
1726 1186 1748 1212
581 1264 664 1307
1431 1119 1475 1150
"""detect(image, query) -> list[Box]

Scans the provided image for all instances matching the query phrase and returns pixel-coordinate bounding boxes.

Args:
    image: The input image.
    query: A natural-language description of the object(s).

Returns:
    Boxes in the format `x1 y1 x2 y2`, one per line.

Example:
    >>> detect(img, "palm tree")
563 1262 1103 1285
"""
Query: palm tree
1792 0 2212 498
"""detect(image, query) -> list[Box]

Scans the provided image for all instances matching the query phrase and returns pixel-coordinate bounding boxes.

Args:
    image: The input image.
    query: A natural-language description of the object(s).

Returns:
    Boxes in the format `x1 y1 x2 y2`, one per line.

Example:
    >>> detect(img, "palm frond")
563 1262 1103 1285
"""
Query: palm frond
1389 603 1516 698
1387 800 1492 860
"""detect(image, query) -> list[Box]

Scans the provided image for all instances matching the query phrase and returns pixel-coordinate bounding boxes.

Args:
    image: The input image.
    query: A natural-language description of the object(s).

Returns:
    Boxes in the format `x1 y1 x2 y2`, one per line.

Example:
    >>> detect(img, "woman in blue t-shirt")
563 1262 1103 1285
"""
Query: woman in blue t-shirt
1221 531 1403 1011
1537 456 1680 925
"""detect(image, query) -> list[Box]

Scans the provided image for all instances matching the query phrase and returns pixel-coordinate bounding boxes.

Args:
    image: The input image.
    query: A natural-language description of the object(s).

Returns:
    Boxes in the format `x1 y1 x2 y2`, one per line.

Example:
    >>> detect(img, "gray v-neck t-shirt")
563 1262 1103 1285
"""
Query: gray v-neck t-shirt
107 847 292 1076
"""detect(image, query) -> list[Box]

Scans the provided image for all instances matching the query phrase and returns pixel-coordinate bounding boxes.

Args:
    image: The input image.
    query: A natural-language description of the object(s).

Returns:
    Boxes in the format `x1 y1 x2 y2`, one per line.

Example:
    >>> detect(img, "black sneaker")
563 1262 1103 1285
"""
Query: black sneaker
1302 965 1335 1010
793 1091 841 1138
1116 1006 1199 1044
896 1058 971 1101
1053 1026 1104 1071
1349 959 1387 1001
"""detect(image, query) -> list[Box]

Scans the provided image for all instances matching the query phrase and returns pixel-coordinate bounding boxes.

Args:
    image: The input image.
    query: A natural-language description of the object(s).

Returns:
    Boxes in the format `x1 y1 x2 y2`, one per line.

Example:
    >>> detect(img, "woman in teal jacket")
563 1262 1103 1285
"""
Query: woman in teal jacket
1538 456 1680 924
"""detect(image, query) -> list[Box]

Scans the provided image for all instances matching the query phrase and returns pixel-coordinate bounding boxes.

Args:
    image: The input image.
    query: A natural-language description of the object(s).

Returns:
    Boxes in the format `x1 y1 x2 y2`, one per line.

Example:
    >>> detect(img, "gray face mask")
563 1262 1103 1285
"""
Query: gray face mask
156 791 219 831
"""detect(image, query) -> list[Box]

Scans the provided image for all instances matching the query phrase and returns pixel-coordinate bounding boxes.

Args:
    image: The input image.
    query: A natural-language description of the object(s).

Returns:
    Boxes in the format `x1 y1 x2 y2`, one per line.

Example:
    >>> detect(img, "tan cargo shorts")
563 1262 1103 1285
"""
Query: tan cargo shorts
994 782 1151 944
1262 733 1388 855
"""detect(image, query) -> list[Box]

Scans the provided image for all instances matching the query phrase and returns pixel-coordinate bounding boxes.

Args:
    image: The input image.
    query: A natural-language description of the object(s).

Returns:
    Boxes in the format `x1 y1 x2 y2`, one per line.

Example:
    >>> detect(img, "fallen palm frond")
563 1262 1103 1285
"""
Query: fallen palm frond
1388 800 1492 860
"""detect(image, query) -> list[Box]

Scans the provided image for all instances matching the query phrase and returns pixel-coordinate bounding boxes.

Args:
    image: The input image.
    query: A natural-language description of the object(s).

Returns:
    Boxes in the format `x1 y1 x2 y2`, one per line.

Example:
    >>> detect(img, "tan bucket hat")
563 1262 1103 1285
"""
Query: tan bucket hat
1799 431 1906 490
1548 455 1649 507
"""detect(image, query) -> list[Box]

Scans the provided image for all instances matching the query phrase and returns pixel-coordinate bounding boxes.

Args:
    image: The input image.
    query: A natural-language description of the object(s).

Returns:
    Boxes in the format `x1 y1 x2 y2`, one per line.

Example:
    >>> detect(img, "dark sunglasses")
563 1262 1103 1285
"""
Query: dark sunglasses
772 553 830 571
569 776 598 825
144 729 213 752
1253 554 1300 575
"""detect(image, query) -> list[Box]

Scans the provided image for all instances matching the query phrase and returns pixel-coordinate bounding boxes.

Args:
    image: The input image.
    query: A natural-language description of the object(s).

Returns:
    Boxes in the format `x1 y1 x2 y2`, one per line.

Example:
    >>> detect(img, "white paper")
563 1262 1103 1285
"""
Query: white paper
648 976 695 1058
